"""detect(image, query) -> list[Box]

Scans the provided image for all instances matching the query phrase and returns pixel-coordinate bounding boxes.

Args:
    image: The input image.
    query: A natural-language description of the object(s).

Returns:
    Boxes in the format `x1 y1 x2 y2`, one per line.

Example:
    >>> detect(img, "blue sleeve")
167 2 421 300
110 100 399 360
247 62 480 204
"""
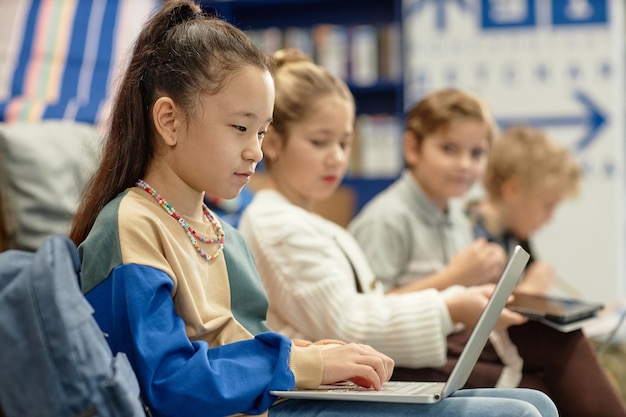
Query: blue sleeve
85 264 295 417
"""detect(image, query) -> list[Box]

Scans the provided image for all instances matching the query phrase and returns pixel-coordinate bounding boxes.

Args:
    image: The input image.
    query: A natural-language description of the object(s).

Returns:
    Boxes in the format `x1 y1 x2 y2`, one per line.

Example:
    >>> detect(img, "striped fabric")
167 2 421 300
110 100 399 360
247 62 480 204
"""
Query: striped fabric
0 0 160 125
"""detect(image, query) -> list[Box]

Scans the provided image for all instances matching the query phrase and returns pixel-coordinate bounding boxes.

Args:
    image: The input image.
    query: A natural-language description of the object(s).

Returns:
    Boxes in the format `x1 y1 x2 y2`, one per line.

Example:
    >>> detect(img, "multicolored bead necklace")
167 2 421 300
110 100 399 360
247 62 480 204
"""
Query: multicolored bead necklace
136 179 225 261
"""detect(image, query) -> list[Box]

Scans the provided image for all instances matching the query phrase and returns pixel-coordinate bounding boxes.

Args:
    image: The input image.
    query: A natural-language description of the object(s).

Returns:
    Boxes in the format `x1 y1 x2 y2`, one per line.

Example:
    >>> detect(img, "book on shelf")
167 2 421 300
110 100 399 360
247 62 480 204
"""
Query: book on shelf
313 24 349 81
247 23 401 87
349 24 378 86
284 26 315 58
378 23 402 83
352 114 403 178
247 26 283 54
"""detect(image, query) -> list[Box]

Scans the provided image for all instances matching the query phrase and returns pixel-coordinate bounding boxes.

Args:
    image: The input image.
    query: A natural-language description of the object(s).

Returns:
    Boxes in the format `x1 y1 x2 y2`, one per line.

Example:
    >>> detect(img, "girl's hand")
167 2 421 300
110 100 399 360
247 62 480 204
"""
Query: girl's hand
446 284 527 331
319 343 394 390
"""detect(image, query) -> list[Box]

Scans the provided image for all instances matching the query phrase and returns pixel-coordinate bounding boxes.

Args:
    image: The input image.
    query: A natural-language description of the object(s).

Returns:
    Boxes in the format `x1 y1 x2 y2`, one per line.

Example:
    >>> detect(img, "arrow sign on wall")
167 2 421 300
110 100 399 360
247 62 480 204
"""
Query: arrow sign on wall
496 91 607 153
404 0 468 30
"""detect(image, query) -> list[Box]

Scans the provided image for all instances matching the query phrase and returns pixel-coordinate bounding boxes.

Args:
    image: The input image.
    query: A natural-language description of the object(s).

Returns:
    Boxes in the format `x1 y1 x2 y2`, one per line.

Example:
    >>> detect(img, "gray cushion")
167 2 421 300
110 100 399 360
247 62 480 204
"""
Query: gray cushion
0 121 101 251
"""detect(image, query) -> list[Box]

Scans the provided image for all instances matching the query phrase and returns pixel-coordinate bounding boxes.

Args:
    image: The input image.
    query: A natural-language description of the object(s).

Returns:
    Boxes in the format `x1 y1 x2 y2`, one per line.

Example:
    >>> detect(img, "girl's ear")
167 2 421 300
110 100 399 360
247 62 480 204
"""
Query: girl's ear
152 96 180 147
403 131 420 167
262 126 282 161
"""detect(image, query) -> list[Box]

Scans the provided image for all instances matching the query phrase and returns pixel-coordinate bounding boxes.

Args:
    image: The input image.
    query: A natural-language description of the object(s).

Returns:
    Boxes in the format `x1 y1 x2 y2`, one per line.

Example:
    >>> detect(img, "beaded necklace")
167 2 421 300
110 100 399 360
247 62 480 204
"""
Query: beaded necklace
136 179 225 261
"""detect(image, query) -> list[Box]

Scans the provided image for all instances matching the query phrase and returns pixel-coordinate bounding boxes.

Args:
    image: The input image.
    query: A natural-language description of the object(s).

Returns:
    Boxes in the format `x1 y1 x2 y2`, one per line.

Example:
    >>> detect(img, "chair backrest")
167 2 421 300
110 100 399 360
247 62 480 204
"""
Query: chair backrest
0 235 146 417
0 121 102 252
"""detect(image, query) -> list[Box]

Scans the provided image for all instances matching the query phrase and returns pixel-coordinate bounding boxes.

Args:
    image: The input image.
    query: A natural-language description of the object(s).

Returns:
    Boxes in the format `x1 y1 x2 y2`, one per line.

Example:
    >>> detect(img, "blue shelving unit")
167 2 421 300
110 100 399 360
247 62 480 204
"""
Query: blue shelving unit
202 0 398 29
201 0 404 215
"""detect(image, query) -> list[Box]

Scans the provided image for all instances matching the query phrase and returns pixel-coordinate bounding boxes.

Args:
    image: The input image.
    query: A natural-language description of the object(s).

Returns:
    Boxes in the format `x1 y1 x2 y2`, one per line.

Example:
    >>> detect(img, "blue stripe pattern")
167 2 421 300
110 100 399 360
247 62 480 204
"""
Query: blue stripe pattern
43 0 95 119
0 0 132 124
0 0 41 118
75 0 118 123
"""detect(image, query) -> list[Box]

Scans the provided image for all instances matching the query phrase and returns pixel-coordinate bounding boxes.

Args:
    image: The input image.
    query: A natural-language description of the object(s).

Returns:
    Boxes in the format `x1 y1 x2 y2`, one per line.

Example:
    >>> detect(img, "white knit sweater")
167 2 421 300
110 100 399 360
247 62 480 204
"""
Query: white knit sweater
239 189 459 368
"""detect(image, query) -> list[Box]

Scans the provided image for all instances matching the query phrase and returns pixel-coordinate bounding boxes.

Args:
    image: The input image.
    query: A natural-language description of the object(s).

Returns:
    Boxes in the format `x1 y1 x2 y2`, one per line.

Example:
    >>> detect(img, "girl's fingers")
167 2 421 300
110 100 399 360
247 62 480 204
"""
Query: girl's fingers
345 344 394 389
496 308 528 330
349 375 375 388
321 343 395 389
356 344 395 382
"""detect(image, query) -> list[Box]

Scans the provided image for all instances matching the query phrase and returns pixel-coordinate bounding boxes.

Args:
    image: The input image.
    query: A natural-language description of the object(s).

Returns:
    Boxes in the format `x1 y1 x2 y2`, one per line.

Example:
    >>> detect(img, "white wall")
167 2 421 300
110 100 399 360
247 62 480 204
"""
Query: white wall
403 0 625 304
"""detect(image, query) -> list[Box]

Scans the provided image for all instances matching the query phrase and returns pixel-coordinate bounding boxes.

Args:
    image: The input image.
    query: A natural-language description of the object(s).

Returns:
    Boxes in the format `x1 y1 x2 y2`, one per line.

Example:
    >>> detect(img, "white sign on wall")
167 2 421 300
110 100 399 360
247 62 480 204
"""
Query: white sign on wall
404 0 624 304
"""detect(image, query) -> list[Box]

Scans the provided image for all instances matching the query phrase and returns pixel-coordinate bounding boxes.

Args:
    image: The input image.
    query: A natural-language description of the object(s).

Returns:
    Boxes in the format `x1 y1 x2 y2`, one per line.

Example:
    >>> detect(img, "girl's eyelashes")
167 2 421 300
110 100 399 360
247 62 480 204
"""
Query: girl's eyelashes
259 122 272 139
471 148 486 159
310 138 351 147
233 125 269 139
340 133 354 150
340 141 351 150
441 143 457 154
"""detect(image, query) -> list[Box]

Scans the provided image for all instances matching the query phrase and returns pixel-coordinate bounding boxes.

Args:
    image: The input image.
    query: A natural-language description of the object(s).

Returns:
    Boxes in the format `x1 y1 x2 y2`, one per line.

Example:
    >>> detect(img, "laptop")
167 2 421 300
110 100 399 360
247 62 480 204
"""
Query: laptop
270 245 531 404
507 292 604 325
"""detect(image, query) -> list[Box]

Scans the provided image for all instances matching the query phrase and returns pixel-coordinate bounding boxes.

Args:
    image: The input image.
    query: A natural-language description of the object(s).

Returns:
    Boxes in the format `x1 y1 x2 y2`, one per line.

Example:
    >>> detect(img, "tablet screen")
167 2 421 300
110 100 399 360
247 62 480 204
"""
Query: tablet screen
508 293 604 324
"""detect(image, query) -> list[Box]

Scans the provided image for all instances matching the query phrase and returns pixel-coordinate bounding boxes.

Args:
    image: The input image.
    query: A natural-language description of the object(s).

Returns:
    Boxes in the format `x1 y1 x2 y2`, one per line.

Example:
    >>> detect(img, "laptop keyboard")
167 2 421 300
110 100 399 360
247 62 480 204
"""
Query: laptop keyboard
319 381 441 395
383 382 440 394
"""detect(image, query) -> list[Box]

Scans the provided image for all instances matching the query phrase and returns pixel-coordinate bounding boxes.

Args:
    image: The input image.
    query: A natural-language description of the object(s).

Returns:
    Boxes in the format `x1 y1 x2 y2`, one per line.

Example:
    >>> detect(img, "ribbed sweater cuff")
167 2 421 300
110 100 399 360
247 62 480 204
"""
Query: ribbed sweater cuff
437 285 466 334
289 344 324 389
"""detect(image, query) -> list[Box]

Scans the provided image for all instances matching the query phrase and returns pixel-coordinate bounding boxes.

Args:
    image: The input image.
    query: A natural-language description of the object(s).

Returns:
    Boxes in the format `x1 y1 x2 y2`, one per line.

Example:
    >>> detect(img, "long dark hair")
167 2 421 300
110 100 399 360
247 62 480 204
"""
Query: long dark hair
70 0 271 245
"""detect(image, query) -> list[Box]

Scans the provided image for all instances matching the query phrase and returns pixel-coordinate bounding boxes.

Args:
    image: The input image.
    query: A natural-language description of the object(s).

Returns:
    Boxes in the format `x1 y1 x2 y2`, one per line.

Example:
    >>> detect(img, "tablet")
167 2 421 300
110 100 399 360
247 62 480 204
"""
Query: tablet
507 292 604 324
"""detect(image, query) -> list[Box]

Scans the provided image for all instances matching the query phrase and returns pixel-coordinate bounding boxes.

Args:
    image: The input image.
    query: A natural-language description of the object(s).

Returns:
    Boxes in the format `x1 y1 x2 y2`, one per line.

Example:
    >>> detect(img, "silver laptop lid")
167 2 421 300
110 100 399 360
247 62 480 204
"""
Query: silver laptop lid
442 245 530 398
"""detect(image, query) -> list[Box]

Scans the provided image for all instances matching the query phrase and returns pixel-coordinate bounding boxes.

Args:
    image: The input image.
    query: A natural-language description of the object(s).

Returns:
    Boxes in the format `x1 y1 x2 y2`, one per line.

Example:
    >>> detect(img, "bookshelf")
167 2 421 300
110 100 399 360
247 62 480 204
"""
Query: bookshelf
201 0 404 216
